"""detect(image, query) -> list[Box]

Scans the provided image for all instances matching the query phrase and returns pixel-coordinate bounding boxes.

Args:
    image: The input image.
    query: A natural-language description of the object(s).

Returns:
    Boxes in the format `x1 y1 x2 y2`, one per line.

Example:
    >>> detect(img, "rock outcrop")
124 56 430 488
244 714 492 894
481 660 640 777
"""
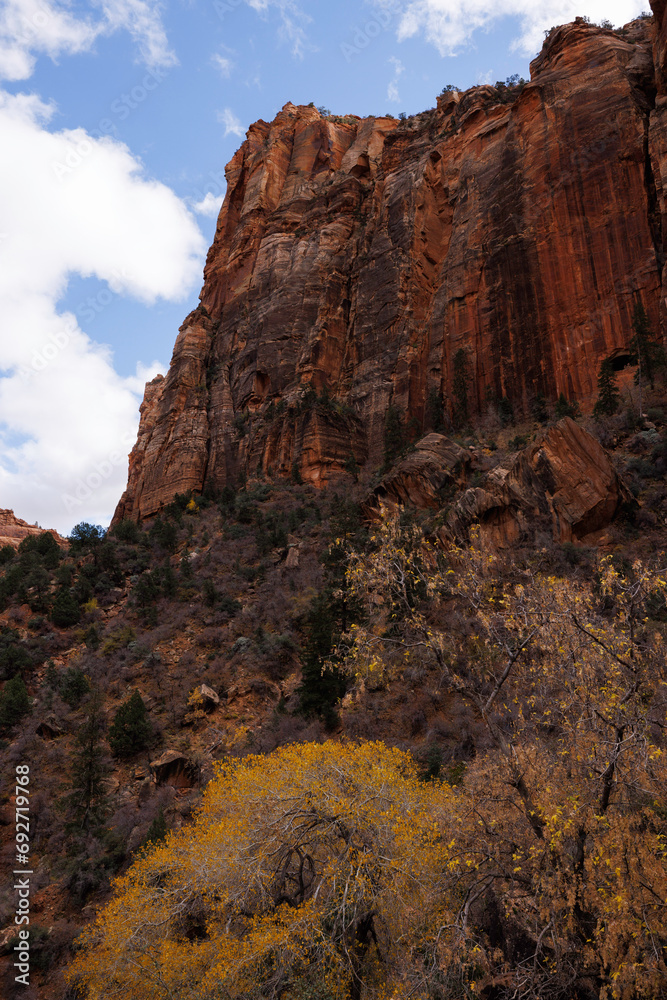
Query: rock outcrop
150 750 194 788
363 433 470 515
448 418 633 546
115 13 665 523
0 509 64 550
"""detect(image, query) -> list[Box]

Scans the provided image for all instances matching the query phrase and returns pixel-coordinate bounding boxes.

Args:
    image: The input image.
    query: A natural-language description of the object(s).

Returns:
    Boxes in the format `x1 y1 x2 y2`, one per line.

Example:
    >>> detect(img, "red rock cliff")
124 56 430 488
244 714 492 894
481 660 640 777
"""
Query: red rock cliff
115 14 666 522
0 510 64 550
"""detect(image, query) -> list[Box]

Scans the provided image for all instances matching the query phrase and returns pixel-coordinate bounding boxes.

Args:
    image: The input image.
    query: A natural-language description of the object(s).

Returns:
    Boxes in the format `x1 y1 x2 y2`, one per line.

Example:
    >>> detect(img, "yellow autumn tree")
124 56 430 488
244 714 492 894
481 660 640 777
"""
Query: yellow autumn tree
69 741 464 1000
69 512 667 1000
337 508 667 999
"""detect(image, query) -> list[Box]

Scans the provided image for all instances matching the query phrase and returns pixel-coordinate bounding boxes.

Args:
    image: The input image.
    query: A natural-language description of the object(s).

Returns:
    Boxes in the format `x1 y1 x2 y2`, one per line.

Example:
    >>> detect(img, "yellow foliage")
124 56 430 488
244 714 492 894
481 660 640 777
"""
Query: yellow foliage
335 509 667 999
69 511 667 1000
69 742 460 1000
184 687 205 727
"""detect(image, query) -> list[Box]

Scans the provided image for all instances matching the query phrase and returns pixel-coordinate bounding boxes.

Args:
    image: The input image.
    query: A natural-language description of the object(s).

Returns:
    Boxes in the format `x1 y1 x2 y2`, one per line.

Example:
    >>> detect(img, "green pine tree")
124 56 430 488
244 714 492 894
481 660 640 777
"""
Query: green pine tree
0 628 32 681
497 395 515 427
426 387 445 432
629 302 665 391
51 588 81 628
555 393 579 420
59 666 91 709
383 404 406 470
297 592 347 729
108 690 152 758
531 392 549 424
343 451 360 481
0 676 30 731
593 358 620 418
65 692 110 831
297 497 365 727
143 808 167 849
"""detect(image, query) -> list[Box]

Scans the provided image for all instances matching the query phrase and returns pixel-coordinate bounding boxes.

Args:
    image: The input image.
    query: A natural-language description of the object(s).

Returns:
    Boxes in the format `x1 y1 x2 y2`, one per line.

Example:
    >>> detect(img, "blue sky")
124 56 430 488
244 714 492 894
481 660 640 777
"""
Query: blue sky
0 0 650 532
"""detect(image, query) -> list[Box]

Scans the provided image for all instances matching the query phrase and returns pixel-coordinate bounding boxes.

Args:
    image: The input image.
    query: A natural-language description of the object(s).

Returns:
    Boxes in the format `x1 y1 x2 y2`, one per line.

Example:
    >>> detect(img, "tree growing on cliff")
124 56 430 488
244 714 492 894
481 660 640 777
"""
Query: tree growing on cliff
297 591 347 727
0 675 30 731
426 386 446 432
593 356 620 418
51 587 81 628
382 403 405 469
530 390 548 423
69 522 105 554
554 391 579 419
452 347 472 425
629 303 665 413
297 498 364 726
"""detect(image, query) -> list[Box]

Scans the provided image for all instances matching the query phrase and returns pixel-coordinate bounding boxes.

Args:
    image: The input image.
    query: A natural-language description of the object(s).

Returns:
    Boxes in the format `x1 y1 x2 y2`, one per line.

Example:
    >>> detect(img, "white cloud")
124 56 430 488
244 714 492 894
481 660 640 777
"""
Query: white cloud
0 0 99 80
192 191 221 217
95 0 177 70
212 51 233 77
0 89 206 533
245 0 313 58
217 106 245 137
0 0 175 81
373 0 649 58
387 54 404 103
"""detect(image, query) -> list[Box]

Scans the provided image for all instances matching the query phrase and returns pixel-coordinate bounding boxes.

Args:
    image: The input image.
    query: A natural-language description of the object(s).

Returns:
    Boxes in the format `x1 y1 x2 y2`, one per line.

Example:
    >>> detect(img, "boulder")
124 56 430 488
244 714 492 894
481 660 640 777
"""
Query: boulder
528 417 633 541
449 418 632 546
150 750 194 788
36 715 63 739
364 434 470 514
199 683 220 708
284 542 301 568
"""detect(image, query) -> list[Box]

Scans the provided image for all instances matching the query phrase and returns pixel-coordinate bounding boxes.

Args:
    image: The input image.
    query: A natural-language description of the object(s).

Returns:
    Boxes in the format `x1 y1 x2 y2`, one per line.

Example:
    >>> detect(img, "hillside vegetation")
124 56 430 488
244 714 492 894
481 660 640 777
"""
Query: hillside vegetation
0 397 666 999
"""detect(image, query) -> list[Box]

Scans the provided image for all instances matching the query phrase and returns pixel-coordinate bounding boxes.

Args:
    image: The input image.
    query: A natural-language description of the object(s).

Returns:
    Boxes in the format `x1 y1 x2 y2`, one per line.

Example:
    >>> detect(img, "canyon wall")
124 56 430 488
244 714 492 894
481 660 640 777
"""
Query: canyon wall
115 13 666 522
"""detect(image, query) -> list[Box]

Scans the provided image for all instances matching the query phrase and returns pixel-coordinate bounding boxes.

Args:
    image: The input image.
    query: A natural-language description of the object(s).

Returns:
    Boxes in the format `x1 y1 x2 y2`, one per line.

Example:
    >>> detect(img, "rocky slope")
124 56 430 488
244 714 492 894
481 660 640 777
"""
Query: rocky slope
3 399 667 997
115 11 665 523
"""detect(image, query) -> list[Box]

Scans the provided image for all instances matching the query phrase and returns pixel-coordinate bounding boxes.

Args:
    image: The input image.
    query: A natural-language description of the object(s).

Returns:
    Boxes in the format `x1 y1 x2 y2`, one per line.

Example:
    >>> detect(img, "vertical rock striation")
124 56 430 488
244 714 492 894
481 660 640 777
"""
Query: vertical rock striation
115 15 666 523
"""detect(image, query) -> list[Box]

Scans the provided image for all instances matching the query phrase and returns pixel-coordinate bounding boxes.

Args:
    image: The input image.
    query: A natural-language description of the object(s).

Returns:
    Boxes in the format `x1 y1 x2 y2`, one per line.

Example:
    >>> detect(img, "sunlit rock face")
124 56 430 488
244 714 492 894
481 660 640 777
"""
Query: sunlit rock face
115 15 665 523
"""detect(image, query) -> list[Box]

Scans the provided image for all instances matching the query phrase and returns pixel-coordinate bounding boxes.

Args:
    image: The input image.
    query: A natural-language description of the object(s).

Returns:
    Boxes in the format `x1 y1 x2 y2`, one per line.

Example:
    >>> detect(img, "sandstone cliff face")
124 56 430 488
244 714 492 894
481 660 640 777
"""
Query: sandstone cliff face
115 14 665 523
